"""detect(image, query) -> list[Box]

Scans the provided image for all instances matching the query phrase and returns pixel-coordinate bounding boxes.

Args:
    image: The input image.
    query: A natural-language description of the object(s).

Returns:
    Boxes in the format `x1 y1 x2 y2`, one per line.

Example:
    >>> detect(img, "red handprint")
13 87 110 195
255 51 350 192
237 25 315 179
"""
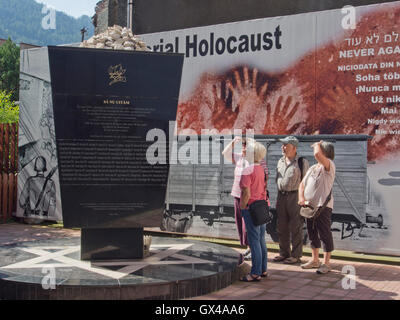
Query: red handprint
263 95 304 134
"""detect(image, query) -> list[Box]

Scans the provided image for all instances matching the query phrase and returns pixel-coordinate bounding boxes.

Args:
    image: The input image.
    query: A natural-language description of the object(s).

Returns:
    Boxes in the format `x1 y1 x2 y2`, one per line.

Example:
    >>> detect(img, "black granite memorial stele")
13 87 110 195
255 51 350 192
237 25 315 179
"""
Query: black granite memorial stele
48 46 184 260
6 46 243 300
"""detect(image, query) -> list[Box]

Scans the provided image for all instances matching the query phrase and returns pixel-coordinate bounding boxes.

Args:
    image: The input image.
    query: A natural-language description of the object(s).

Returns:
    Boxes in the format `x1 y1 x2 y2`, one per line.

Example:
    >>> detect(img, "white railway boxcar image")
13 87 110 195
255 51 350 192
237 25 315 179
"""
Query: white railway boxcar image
161 135 389 254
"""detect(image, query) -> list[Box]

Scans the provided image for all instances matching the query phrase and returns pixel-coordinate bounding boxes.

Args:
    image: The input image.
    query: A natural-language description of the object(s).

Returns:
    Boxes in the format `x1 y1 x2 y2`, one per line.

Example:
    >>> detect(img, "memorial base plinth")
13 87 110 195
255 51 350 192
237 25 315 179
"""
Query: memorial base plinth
81 228 144 260
0 237 244 300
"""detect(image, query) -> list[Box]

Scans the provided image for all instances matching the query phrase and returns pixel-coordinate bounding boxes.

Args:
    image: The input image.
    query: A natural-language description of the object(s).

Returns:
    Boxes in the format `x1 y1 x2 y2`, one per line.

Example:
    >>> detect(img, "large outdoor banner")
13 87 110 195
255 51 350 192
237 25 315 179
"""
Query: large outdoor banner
141 1 400 255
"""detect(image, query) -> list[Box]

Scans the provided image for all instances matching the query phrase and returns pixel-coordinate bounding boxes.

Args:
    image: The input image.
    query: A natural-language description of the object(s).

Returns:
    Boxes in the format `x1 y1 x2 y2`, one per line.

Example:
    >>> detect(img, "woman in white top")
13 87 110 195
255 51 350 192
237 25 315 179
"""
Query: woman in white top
222 137 250 253
298 141 336 274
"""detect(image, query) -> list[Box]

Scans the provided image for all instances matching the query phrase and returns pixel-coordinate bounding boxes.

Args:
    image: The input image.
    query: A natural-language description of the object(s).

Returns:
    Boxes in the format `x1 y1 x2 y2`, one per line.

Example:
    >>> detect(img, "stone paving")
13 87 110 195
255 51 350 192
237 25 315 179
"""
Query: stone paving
193 249 400 300
0 223 79 246
1 223 399 300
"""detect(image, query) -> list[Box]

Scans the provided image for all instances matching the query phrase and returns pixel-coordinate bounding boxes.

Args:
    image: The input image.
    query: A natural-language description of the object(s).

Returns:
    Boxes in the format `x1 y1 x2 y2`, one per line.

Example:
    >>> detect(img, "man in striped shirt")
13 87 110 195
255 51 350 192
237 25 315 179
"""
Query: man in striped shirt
274 136 309 264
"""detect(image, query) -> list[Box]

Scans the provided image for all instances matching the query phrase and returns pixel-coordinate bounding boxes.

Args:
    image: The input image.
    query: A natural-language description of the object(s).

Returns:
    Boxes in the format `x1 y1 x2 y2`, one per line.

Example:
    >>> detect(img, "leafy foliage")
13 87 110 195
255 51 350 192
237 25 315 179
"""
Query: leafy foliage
0 90 19 123
0 38 20 101
0 0 94 46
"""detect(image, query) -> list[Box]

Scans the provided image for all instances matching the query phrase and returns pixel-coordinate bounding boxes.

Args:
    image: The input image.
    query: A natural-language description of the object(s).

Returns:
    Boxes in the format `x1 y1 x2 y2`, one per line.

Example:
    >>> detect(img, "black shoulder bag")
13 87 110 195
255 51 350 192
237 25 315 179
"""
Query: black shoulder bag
248 170 272 226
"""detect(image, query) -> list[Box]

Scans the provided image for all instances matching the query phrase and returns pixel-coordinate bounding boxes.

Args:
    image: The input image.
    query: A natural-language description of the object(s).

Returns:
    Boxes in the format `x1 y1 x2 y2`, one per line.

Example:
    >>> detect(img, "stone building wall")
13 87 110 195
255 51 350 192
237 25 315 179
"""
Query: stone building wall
93 0 128 35
109 0 128 29
93 0 109 35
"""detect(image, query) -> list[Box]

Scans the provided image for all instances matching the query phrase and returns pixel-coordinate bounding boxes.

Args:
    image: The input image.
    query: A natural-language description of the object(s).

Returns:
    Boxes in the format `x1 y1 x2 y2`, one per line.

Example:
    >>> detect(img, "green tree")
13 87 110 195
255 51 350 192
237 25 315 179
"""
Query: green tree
0 90 19 123
0 38 20 101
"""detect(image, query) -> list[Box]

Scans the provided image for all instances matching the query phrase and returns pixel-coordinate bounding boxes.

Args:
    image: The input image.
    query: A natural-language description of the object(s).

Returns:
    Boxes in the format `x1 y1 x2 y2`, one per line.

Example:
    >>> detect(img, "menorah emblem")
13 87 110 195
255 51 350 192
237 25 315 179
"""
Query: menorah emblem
108 64 127 86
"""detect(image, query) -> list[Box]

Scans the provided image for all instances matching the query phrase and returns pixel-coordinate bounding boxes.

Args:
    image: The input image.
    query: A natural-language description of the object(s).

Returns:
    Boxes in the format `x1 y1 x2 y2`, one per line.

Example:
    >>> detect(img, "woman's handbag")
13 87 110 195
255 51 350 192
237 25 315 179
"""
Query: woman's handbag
300 189 332 219
249 200 272 226
299 203 319 219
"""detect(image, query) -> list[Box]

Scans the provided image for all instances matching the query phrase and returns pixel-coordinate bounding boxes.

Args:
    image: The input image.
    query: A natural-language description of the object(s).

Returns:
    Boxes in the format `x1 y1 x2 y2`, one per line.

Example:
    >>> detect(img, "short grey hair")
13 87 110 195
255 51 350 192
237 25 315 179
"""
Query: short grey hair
321 141 335 160
246 141 267 163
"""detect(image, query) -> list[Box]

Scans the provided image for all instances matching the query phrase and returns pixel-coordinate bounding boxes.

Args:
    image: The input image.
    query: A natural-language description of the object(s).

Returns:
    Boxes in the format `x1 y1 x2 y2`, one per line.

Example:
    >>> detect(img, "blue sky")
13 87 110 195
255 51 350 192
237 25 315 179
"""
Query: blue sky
35 0 100 18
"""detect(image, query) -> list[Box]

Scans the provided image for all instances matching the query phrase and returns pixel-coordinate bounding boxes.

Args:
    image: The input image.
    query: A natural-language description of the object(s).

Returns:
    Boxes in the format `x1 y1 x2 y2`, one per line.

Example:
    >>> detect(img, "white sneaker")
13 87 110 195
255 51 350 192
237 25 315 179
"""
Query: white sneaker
243 248 251 256
301 260 321 269
316 264 332 274
244 252 252 261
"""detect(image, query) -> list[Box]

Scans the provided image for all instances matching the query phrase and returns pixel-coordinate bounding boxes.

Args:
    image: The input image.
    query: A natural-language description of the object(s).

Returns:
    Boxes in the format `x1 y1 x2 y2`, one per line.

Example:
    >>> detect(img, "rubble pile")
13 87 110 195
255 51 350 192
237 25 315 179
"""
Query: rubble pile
80 25 149 51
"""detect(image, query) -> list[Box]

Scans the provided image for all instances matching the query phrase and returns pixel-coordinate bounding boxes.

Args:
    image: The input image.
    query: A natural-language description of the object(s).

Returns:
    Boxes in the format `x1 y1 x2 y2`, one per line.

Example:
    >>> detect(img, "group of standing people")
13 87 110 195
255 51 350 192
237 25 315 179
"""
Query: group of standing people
223 136 336 282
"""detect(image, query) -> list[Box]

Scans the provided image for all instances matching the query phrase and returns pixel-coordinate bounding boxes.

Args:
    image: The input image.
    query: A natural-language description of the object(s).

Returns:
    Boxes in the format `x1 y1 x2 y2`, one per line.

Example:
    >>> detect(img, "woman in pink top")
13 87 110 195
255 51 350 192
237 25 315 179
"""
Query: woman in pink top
239 141 268 282
222 137 269 260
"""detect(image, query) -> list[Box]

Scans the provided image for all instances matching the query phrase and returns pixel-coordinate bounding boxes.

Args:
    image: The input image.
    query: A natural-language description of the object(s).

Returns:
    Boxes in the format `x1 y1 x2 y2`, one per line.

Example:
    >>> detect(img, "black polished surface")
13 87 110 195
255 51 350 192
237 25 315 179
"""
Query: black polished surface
48 47 184 229
81 228 144 260
0 236 240 297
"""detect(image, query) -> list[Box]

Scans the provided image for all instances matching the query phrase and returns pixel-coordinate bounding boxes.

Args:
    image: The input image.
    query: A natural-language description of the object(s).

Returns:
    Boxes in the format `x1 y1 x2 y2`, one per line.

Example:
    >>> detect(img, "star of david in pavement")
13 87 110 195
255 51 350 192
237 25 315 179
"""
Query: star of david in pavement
1 243 215 280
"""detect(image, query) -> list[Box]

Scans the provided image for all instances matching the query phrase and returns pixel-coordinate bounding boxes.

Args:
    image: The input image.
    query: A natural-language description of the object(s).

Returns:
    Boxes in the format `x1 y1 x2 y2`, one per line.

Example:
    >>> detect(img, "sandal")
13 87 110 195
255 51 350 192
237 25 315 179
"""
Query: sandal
237 254 245 266
284 257 300 264
261 272 268 278
240 274 261 282
273 255 288 262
